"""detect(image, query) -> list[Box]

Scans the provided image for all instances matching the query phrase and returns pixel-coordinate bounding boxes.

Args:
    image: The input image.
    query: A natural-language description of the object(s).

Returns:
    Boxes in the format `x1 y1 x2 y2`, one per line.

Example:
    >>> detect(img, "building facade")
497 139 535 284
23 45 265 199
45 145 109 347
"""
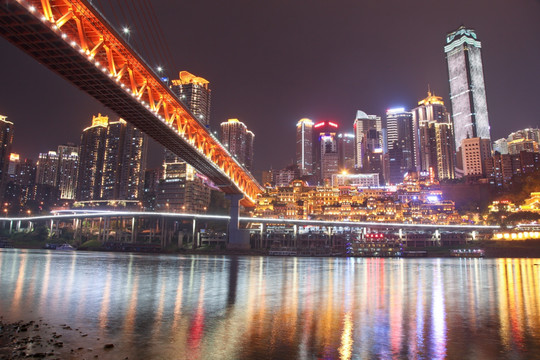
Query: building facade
461 137 492 178
296 118 313 176
353 110 383 170
412 92 455 180
0 115 14 200
445 26 491 152
220 118 254 171
386 108 415 185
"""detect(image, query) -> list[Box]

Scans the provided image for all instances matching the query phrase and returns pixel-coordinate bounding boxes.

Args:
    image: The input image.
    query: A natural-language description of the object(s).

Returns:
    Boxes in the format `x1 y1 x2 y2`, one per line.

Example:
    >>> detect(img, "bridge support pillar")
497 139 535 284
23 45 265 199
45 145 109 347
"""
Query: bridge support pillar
226 194 250 250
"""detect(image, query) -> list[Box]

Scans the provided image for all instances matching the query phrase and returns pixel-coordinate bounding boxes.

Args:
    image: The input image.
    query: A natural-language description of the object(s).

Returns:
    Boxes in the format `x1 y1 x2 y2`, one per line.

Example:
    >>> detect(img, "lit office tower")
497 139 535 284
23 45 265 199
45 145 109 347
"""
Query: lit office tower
8 153 20 179
170 71 211 127
338 133 355 171
36 151 59 186
296 118 313 176
445 26 491 153
76 114 108 201
57 144 79 200
412 91 455 180
0 115 14 199
353 111 382 169
312 121 339 183
220 118 255 171
101 119 147 200
386 108 415 185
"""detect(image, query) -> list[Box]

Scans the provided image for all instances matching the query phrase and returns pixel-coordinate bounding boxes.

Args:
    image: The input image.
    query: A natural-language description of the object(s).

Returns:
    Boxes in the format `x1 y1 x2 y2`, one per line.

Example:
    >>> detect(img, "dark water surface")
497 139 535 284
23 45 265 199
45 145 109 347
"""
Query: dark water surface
1 249 540 359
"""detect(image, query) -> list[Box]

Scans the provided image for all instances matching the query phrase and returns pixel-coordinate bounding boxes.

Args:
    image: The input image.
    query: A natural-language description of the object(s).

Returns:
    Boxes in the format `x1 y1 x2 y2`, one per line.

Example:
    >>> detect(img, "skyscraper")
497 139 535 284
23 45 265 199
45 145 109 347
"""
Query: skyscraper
57 144 79 200
412 91 455 180
296 118 313 176
220 118 255 171
36 151 59 186
386 108 415 185
101 119 147 200
76 114 108 201
0 115 14 200
312 121 339 183
353 111 382 169
338 133 355 172
445 26 491 152
461 137 492 178
77 114 146 201
170 71 211 127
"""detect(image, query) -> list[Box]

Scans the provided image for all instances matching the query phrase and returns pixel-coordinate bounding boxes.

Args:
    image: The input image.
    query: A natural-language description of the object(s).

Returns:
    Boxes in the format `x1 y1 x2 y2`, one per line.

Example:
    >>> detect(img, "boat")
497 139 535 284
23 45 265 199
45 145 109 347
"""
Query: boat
450 249 484 258
56 243 76 251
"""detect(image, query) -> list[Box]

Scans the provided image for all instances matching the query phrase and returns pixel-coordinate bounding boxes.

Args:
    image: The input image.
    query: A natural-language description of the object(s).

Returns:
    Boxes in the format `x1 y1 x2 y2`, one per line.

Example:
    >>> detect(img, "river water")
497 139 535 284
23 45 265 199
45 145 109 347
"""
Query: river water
1 249 539 359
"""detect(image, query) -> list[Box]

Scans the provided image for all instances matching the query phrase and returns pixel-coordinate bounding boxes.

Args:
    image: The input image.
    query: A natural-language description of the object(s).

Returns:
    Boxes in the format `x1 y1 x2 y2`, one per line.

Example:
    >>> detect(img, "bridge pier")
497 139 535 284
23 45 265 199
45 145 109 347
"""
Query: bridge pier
226 194 250 250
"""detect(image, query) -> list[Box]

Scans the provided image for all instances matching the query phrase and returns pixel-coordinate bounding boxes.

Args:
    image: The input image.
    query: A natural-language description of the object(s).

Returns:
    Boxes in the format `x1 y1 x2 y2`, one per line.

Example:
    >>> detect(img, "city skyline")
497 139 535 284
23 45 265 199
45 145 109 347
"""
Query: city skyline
0 0 538 173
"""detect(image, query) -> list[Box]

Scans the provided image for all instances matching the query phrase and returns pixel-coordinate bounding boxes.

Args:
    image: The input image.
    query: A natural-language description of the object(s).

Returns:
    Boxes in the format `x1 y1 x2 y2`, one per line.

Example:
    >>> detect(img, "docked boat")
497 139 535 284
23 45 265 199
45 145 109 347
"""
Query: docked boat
56 243 76 251
450 249 484 258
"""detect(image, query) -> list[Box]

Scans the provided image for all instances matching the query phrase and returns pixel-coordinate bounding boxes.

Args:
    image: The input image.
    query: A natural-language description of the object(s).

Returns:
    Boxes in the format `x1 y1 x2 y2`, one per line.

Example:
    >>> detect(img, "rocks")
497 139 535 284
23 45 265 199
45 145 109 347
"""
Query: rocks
104 343 114 350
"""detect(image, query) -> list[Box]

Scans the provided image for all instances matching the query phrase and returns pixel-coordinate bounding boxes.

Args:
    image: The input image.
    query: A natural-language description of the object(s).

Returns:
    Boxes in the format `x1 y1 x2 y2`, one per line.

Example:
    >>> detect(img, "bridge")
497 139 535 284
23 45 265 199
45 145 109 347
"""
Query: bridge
0 0 263 209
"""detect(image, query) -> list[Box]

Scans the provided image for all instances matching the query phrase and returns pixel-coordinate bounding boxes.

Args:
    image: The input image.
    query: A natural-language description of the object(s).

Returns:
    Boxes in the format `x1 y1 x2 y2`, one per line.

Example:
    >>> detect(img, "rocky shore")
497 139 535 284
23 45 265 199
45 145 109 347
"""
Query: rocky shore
0 319 123 360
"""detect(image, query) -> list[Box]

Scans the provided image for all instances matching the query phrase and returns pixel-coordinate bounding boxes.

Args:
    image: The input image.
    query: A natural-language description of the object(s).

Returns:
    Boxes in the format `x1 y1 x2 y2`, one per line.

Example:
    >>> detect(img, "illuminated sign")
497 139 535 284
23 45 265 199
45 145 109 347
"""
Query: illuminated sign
9 153 19 161
328 122 338 128
314 122 325 128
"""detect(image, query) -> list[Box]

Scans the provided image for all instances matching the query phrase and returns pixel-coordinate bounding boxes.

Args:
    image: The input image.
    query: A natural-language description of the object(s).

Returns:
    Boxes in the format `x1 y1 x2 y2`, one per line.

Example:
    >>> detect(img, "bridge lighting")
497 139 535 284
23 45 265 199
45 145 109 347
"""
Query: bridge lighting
95 61 100 66
70 41 76 47
61 33 67 39
40 15 46 21
157 66 163 73
29 5 35 12
122 27 130 35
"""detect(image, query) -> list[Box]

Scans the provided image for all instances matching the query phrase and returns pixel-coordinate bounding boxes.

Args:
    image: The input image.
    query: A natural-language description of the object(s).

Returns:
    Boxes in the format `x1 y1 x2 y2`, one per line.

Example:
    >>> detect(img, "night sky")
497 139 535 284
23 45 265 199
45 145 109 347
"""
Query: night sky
0 0 539 175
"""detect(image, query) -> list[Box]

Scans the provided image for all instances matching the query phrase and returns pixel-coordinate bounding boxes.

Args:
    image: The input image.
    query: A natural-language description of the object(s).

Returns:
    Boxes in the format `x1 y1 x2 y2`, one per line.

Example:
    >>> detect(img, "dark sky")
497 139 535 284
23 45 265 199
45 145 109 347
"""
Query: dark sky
1 0 539 175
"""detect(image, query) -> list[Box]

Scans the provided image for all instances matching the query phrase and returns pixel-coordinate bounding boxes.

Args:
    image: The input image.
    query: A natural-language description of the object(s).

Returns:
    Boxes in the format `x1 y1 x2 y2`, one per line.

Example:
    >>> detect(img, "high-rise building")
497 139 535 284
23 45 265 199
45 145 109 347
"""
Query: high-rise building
353 111 382 168
312 121 340 183
77 114 146 201
8 153 20 179
296 118 313 176
170 71 211 127
76 114 108 201
220 118 255 171
0 115 14 200
338 133 355 172
461 137 492 178
506 128 540 155
386 108 415 185
445 26 491 153
57 144 79 200
159 71 213 214
36 151 59 186
412 91 455 180
100 119 147 200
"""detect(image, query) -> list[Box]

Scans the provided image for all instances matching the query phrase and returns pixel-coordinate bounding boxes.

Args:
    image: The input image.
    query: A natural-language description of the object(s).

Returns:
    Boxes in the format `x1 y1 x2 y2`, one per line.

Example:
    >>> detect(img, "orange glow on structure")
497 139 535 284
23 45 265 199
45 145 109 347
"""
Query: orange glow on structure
9 153 19 162
171 71 210 90
1 0 262 206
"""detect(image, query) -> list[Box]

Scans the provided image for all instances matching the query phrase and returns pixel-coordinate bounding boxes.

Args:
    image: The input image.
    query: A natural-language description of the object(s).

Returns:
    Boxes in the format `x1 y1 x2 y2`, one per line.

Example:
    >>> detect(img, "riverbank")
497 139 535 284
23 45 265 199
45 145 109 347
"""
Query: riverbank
3 240 540 258
0 319 124 360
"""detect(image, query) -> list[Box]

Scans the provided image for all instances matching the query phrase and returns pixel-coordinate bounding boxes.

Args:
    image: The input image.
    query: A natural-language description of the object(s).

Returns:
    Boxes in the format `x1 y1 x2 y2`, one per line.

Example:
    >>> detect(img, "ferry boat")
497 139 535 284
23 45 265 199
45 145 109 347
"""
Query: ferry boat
450 249 484 258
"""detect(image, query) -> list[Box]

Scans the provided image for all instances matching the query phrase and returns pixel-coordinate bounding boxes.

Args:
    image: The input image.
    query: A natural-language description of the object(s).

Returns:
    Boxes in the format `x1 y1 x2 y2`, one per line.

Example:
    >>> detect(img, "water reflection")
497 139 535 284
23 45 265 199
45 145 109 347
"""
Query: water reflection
0 250 540 359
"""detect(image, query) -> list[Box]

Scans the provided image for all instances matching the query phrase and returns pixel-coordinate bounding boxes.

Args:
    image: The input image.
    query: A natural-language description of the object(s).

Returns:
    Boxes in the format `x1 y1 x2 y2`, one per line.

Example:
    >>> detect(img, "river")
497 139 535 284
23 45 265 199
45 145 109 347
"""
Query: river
1 249 539 359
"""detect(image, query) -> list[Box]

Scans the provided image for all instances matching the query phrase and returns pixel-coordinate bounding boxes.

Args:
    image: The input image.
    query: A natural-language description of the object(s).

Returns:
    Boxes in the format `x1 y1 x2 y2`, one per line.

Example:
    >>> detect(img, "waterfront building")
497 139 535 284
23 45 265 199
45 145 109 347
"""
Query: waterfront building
274 165 300 187
220 118 255 171
461 137 492 178
101 119 147 200
76 114 108 201
296 118 313 176
0 115 14 200
338 133 355 172
353 111 383 170
77 114 146 201
487 150 540 186
445 26 491 154
412 92 455 180
56 144 79 200
386 108 415 185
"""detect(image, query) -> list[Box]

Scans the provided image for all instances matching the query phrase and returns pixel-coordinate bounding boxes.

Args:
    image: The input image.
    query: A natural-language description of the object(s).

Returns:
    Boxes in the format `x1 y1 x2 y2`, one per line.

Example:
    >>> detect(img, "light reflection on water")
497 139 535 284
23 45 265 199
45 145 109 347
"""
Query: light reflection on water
1 249 540 359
